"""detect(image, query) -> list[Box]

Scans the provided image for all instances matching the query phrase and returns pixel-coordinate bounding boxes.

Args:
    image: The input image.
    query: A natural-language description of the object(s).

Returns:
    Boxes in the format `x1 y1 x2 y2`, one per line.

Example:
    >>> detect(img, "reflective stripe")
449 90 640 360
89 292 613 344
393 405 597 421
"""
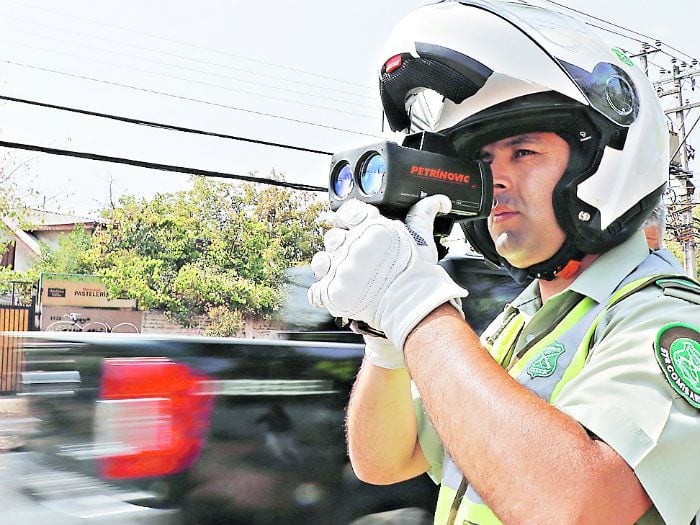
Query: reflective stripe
434 252 694 525
485 311 524 366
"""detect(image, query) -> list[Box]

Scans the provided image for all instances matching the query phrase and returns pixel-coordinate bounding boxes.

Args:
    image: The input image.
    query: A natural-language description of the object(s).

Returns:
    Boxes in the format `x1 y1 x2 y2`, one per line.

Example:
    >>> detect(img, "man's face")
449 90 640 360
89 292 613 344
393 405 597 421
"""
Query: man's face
479 132 570 269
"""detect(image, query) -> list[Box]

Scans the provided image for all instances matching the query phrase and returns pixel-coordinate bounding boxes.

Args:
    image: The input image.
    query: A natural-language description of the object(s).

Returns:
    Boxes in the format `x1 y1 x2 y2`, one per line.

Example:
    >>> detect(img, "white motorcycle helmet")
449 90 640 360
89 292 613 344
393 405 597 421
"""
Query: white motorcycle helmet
379 0 668 282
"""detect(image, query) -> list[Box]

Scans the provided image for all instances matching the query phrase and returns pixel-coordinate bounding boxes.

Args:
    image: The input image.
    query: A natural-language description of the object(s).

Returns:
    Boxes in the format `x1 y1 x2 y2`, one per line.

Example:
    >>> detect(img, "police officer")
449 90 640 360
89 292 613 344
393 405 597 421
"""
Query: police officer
308 1 700 523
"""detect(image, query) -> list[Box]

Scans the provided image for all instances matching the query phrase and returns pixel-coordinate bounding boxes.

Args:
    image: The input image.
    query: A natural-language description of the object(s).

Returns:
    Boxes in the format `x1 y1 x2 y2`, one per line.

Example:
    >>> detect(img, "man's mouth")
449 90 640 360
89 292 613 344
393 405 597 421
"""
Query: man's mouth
491 204 518 222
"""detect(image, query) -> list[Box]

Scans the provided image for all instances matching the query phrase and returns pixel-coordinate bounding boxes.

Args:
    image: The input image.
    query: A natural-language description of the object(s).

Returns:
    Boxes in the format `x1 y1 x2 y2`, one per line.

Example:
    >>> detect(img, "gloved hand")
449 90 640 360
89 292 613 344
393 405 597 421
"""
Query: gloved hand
308 195 468 350
363 335 404 369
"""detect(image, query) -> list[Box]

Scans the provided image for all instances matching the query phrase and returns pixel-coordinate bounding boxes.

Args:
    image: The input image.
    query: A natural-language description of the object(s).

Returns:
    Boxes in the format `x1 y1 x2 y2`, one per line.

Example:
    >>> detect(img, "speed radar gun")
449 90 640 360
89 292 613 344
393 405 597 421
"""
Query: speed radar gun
328 131 493 237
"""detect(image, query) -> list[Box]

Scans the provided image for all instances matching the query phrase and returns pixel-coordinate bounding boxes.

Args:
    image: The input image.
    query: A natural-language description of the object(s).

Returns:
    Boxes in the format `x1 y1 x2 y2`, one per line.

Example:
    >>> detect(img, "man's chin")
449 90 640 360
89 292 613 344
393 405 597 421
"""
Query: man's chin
493 235 528 267
493 234 563 270
495 246 550 270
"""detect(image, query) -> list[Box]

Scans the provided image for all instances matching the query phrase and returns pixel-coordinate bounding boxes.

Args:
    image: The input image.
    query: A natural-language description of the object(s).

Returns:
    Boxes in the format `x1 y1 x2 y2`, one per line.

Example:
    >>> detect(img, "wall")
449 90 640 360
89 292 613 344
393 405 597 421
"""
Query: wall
141 310 281 339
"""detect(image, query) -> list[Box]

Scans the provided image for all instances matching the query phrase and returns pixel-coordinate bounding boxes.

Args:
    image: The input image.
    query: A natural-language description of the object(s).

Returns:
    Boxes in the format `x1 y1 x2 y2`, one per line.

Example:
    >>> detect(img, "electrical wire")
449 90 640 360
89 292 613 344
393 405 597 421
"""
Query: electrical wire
0 39 379 118
0 30 377 109
0 59 383 139
0 13 377 101
670 113 700 161
541 0 698 63
0 139 328 192
542 0 654 41
25 206 99 223
5 0 375 90
0 21 378 107
0 94 334 156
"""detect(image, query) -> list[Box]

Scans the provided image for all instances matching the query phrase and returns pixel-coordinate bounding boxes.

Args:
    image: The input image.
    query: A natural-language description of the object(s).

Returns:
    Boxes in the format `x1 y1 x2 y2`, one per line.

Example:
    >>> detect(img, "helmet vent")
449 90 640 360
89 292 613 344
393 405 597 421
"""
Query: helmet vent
380 44 492 132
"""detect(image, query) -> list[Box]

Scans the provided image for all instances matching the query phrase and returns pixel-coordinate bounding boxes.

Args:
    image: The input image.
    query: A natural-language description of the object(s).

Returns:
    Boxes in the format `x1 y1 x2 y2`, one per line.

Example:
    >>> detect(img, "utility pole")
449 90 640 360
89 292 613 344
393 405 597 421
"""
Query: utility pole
644 41 699 279
671 62 697 279
638 42 653 76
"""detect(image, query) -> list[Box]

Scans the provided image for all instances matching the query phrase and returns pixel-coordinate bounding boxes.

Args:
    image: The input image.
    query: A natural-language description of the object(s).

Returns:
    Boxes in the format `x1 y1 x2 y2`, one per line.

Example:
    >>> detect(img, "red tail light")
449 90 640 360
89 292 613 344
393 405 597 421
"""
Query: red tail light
96 357 213 479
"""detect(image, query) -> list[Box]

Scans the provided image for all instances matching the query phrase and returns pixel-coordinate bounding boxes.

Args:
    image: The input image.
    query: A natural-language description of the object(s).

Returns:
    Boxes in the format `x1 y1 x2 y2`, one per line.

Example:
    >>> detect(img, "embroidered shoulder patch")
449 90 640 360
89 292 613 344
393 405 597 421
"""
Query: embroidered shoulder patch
527 342 565 378
654 323 700 408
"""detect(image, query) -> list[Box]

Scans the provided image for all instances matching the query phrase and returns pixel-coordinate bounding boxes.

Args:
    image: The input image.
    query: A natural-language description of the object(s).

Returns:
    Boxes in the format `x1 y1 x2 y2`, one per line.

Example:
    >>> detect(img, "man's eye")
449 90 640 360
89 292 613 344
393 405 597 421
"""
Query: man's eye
514 149 536 158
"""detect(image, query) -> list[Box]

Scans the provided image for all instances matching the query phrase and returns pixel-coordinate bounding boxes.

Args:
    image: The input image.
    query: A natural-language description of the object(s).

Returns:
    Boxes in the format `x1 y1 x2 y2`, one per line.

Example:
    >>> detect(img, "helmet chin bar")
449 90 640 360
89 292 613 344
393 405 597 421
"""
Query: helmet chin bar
462 220 585 284
509 239 586 283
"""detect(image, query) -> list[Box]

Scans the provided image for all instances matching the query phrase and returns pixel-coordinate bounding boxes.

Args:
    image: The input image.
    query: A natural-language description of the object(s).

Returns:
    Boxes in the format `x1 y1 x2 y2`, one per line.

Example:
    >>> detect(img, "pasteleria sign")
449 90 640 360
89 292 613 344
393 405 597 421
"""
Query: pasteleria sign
39 273 137 309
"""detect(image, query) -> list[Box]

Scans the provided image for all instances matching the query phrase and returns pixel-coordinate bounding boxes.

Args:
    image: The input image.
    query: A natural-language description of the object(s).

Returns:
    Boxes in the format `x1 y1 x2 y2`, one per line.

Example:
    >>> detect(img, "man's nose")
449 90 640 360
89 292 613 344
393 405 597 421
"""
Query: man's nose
490 156 513 192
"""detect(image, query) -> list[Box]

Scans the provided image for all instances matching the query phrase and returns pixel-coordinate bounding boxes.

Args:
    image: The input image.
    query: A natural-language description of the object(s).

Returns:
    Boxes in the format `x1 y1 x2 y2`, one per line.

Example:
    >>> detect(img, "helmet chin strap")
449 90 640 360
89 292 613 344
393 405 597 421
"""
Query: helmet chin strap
500 238 586 284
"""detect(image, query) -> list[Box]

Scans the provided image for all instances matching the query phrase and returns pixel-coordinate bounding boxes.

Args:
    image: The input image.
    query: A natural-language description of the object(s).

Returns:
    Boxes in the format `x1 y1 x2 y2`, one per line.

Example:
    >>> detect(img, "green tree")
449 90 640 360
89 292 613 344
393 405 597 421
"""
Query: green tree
53 175 330 329
31 224 97 277
0 159 40 293
0 161 29 221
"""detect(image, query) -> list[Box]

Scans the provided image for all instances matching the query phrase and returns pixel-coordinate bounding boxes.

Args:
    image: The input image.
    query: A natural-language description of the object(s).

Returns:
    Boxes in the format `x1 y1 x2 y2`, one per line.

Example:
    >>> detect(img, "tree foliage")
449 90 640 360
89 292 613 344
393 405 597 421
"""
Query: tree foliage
26 176 328 327
0 161 28 221
0 159 41 294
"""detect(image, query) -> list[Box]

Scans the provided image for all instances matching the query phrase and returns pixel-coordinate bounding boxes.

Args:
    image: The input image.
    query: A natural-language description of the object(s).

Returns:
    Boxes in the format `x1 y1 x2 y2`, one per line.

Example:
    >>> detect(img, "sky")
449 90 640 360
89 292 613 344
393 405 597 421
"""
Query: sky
0 0 698 218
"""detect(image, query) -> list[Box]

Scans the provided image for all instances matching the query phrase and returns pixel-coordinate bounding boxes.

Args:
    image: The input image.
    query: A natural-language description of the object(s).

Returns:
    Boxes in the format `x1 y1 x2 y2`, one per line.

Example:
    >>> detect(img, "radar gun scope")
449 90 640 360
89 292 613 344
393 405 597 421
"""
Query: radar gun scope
328 132 493 237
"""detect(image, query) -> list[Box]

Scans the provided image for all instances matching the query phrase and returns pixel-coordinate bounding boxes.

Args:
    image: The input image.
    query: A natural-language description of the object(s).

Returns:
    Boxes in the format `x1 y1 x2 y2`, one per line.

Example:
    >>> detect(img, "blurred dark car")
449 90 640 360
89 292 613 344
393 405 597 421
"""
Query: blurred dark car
7 255 524 525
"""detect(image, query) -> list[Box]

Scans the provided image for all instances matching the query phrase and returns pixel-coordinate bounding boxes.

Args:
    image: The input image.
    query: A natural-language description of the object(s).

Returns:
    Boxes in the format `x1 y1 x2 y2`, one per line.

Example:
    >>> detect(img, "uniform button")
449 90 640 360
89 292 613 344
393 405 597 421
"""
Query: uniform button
525 334 535 343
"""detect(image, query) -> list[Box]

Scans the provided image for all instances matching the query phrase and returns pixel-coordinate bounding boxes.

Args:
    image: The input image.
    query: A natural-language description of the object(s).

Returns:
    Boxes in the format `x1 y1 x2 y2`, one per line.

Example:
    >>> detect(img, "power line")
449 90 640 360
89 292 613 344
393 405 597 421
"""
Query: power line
0 59 382 139
0 139 328 193
0 94 338 156
0 38 378 118
582 21 647 46
0 19 378 107
543 0 654 41
541 0 698 62
1 13 376 101
0 94 334 156
0 29 378 110
6 0 375 90
25 206 100 223
670 113 700 163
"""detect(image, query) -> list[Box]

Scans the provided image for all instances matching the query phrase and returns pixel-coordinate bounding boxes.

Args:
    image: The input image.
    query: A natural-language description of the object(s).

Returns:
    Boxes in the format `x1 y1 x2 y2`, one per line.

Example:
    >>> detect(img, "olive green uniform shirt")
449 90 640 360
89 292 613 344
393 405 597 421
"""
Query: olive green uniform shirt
415 231 700 524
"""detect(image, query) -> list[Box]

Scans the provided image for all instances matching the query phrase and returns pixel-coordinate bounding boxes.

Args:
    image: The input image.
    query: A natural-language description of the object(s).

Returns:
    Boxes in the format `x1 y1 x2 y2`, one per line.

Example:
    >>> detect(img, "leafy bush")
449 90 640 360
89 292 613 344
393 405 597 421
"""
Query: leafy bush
205 306 244 337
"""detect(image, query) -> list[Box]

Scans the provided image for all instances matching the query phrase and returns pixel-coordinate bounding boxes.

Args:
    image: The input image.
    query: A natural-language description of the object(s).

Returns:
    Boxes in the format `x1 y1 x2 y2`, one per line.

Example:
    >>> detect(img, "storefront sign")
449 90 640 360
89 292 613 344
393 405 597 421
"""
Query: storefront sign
39 273 137 309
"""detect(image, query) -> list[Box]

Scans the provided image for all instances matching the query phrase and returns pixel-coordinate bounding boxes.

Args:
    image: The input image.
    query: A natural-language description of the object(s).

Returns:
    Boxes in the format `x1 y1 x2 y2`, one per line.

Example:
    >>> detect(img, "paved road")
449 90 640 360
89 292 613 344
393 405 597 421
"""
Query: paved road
0 396 30 452
0 395 180 525
0 451 181 525
0 456 94 525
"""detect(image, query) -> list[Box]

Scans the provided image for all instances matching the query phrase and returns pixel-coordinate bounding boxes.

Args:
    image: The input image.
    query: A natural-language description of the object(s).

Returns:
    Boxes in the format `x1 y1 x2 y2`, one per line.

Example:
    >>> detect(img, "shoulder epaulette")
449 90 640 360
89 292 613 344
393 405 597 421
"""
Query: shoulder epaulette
654 277 700 305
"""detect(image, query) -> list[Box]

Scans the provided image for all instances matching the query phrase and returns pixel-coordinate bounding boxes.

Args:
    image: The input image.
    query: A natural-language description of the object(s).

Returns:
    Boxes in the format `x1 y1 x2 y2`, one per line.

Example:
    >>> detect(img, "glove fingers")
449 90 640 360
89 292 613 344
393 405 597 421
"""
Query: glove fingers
405 194 451 237
404 195 451 262
310 251 331 279
333 199 379 229
307 282 324 309
323 228 346 252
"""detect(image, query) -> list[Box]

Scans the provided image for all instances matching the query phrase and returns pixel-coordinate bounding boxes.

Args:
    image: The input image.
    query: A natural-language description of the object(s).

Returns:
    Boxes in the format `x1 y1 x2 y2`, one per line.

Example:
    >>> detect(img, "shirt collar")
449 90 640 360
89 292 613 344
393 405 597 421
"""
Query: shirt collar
510 279 541 319
568 230 650 304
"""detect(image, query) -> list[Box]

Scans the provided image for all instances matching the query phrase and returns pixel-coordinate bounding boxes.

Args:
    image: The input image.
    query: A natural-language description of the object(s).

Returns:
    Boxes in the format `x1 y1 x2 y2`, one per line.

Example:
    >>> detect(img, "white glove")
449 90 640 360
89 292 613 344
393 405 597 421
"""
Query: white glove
308 196 468 350
364 335 404 369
